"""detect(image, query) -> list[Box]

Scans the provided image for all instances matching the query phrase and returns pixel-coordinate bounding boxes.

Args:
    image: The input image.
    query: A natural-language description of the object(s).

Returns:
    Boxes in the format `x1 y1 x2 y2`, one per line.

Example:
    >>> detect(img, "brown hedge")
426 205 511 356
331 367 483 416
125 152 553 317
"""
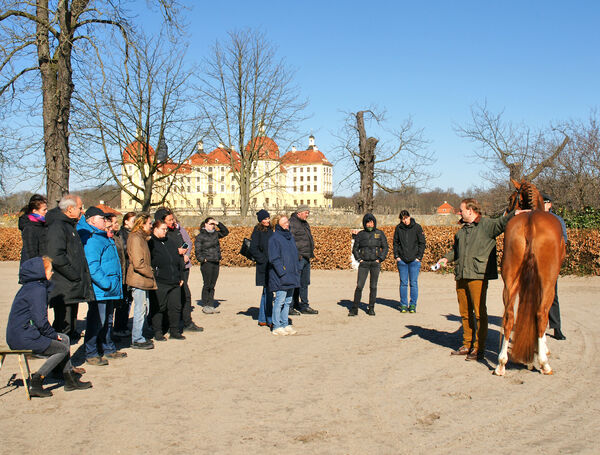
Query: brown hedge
2 226 599 275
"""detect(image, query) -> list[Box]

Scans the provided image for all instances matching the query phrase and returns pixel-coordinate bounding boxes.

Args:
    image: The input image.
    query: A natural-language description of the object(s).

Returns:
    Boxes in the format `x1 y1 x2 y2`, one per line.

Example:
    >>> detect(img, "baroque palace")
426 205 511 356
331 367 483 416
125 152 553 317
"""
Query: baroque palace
120 133 333 213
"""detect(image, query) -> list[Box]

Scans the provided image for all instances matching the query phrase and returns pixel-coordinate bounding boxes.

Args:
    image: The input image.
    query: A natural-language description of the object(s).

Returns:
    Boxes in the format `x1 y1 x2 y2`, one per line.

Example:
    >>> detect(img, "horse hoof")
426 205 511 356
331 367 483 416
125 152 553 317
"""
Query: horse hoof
542 369 554 375
493 367 505 376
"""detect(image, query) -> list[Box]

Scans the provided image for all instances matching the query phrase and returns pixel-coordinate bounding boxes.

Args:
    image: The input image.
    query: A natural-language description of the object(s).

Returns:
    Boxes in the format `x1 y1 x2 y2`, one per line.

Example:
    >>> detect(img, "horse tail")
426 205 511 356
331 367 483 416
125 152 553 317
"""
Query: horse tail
511 221 540 364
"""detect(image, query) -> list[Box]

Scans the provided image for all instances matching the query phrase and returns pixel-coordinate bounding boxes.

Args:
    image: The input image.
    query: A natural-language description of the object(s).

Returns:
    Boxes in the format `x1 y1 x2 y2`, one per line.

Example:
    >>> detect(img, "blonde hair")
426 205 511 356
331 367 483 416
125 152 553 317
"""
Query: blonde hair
131 213 151 233
270 214 287 230
42 256 53 273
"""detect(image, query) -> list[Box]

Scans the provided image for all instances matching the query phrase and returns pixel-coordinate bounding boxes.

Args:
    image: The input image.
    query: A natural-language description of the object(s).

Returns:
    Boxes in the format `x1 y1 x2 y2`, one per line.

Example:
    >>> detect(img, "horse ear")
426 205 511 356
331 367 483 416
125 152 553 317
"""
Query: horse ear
510 178 520 189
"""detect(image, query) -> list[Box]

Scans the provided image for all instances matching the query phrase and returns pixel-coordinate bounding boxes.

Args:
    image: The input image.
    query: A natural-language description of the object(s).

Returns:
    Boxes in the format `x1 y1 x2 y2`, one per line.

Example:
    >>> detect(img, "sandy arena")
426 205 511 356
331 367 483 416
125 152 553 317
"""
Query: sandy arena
1 261 599 454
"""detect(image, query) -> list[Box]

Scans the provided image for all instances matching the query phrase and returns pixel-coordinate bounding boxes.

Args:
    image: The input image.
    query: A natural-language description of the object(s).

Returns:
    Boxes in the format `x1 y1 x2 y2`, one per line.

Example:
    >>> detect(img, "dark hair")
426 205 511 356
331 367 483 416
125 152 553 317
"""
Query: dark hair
22 194 48 214
152 219 167 230
202 217 215 227
123 212 136 224
399 210 410 219
105 213 117 220
256 222 272 232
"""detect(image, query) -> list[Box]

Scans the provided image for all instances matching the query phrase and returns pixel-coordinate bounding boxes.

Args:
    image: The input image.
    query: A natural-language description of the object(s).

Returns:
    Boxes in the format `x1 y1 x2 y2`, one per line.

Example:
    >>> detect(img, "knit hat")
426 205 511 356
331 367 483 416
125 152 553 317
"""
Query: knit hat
85 206 105 219
296 204 310 213
542 193 553 203
256 209 270 222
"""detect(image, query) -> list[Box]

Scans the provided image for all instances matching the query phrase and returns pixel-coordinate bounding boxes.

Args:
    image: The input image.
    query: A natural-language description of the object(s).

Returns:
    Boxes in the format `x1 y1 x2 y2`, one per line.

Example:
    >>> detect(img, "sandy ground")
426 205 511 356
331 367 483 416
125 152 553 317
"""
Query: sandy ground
1 261 599 454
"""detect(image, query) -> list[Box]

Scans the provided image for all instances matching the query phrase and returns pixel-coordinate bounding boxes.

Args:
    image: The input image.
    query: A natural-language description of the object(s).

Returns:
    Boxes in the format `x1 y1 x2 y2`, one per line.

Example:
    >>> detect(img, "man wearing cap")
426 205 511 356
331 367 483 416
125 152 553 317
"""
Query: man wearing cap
543 193 568 340
77 207 127 365
289 205 318 315
47 194 95 342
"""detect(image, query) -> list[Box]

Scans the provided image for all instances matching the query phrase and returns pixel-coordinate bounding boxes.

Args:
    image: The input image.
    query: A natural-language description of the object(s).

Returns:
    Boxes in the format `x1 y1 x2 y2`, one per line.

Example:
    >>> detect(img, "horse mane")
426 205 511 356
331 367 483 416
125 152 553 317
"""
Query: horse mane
509 179 545 211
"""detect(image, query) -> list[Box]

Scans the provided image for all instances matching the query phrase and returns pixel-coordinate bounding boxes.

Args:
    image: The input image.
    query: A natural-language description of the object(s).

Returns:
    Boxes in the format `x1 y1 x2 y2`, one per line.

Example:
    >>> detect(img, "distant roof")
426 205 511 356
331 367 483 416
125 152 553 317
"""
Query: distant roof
122 140 155 164
245 136 280 160
280 149 332 166
96 204 120 215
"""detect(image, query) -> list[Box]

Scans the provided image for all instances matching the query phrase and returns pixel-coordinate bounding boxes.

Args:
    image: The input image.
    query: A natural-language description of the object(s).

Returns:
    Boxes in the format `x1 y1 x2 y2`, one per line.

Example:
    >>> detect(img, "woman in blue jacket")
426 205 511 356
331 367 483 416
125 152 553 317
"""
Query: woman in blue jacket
6 257 92 397
268 215 301 336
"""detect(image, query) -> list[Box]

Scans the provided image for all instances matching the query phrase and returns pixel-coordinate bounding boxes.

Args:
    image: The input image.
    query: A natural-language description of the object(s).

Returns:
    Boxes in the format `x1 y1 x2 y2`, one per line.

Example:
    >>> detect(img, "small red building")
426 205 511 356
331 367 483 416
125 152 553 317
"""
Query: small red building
436 201 455 215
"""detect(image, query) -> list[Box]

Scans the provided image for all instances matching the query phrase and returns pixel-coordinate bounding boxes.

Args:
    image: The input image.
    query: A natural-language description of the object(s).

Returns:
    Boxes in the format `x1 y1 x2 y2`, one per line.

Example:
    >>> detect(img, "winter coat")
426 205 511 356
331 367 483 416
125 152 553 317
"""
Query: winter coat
393 218 426 263
113 233 127 279
250 224 273 287
268 225 301 291
289 213 315 260
443 212 515 281
46 211 95 305
18 213 48 267
149 235 184 286
115 227 131 275
6 257 58 354
126 230 157 290
77 217 123 301
194 222 229 263
352 214 389 262
178 225 193 270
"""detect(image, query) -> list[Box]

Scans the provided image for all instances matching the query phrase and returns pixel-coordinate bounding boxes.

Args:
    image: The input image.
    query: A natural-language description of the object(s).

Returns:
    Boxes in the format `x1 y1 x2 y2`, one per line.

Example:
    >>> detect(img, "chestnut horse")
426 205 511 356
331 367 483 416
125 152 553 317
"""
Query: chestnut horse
494 179 566 376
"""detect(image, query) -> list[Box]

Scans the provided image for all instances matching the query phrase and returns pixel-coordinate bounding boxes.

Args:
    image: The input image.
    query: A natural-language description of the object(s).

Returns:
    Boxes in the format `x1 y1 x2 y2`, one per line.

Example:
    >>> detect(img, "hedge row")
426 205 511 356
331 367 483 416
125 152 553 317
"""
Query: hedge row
2 226 598 275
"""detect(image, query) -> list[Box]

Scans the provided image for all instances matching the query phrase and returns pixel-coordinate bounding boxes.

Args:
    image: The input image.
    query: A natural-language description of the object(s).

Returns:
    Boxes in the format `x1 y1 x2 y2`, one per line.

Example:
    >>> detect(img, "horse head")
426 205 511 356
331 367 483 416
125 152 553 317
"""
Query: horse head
509 178 544 211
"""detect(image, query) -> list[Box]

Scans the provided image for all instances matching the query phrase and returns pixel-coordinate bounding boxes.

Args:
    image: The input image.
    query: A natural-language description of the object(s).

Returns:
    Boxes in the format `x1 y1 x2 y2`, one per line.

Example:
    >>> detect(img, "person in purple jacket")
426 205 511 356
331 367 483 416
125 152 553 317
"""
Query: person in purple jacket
6 257 92 397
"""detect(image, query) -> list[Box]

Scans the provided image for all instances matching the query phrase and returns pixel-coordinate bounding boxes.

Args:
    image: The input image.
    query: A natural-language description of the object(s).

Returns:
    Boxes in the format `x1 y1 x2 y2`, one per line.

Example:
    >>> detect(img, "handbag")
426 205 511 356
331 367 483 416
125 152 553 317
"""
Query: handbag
239 237 254 261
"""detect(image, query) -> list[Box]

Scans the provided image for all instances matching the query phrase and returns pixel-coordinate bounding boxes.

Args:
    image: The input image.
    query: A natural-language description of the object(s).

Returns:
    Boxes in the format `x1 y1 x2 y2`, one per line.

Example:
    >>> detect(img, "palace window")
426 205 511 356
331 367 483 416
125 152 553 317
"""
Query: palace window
314 185 317 191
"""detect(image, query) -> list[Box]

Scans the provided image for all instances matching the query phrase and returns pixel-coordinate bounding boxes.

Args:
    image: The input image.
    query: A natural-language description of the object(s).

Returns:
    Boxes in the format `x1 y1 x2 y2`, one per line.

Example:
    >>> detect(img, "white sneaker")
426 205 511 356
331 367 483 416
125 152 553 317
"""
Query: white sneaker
284 325 297 335
272 327 288 336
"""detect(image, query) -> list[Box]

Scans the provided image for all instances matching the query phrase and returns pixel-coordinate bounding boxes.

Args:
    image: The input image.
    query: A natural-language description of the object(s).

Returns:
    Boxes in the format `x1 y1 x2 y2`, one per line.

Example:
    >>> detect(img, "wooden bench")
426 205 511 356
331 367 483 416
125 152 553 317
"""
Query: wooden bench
0 345 33 400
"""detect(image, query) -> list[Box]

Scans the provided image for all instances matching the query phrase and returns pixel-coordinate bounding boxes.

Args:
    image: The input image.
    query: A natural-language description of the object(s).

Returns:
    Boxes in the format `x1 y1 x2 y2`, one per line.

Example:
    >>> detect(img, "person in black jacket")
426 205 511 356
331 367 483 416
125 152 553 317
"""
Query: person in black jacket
289 205 318 315
393 210 426 313
148 219 186 340
194 217 229 314
249 209 273 327
349 213 389 316
18 194 48 268
46 195 95 342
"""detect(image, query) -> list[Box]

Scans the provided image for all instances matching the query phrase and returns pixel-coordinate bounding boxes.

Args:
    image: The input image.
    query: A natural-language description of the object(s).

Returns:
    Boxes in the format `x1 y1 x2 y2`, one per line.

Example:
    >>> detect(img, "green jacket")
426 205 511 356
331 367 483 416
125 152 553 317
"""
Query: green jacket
444 212 514 280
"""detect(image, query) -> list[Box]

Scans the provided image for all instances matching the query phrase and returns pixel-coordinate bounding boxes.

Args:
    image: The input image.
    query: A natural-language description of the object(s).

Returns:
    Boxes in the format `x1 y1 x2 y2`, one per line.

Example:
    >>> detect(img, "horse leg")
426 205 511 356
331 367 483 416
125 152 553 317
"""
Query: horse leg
537 279 556 375
495 281 518 376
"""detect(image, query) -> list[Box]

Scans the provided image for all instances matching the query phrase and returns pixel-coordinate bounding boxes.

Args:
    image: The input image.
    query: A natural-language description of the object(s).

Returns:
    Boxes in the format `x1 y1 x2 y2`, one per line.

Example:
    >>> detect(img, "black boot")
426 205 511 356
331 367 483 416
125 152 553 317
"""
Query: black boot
29 373 53 398
64 371 93 391
554 328 566 340
367 306 376 316
348 306 358 317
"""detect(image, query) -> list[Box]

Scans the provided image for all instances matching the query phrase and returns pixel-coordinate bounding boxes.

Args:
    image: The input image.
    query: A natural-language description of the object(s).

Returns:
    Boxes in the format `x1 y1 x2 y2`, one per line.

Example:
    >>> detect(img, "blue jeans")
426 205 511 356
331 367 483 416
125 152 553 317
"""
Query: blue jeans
131 288 150 343
84 300 117 359
273 290 293 330
258 287 273 325
397 260 421 308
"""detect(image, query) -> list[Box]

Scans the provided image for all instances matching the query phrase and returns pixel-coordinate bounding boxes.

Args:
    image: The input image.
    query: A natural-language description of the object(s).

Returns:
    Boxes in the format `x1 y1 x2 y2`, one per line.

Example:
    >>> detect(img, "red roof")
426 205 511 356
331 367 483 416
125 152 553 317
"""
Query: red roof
245 136 280 159
437 202 455 214
280 149 332 166
122 140 155 164
96 204 120 215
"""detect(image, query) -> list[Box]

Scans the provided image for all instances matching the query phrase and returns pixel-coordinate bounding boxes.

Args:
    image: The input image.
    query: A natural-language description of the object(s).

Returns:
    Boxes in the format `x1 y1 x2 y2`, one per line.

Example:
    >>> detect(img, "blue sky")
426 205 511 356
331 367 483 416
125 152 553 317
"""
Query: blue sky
159 1 598 194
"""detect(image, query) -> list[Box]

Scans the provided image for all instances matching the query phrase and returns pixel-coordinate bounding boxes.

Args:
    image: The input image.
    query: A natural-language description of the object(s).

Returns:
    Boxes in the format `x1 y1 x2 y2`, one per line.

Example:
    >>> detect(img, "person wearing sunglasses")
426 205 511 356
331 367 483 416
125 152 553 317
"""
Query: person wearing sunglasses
194 217 229 314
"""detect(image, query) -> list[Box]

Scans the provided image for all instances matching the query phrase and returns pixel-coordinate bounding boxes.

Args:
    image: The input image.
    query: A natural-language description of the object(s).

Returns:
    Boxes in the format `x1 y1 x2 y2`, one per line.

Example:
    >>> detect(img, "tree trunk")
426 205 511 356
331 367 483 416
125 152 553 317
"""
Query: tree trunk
355 111 378 214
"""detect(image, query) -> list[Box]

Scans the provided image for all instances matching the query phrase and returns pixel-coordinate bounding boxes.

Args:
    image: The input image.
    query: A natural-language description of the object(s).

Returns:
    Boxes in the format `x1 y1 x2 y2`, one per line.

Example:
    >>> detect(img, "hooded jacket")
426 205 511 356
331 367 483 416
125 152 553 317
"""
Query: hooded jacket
250 224 273 287
352 214 389 262
393 218 426 263
268 225 301 291
289 212 315 260
127 229 158 290
6 257 58 353
46 210 95 305
77 217 123 301
18 213 48 267
194 222 229 263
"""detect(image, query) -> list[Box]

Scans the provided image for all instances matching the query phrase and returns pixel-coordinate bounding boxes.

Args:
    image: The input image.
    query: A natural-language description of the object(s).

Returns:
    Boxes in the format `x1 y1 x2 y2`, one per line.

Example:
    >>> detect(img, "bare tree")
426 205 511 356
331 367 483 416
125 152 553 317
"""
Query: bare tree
456 102 569 186
72 33 202 211
199 29 308 216
0 0 181 206
338 109 434 214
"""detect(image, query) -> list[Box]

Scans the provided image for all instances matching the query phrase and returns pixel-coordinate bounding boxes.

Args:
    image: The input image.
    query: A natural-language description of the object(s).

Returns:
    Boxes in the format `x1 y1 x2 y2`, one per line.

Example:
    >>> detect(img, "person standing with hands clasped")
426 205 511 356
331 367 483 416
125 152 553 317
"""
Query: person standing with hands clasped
393 210 426 313
436 198 515 361
194 217 229 314
349 213 388 316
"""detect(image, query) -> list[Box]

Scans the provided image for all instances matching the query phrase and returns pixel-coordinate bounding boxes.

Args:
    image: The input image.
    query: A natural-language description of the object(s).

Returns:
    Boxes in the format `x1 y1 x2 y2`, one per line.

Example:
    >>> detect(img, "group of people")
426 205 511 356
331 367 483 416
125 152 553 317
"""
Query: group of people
5 193 567 398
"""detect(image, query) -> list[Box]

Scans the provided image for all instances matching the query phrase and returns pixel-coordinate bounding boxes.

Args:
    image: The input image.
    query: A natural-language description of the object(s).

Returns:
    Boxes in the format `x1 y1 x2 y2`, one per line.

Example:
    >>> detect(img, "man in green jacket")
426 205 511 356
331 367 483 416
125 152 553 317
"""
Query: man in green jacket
438 198 515 361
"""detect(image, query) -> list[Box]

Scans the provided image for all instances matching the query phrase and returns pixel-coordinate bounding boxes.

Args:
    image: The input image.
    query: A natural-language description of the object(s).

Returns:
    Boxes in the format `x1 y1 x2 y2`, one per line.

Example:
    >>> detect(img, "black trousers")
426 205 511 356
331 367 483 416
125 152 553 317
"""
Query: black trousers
150 284 182 335
51 297 80 341
37 334 72 377
201 262 220 307
113 285 132 332
181 268 192 325
548 281 561 330
352 261 381 309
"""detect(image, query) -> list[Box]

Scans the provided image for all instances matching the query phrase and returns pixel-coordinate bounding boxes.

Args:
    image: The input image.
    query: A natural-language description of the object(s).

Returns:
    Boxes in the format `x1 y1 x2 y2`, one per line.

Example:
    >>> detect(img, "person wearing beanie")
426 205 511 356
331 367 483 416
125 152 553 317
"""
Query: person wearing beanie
250 209 273 327
349 213 389 316
289 205 318 315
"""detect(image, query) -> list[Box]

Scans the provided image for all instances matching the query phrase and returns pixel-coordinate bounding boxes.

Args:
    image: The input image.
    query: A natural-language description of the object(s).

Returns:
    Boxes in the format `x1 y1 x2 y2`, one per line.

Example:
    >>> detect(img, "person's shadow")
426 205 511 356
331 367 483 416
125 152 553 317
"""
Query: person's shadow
237 307 259 321
196 299 225 309
337 299 371 314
